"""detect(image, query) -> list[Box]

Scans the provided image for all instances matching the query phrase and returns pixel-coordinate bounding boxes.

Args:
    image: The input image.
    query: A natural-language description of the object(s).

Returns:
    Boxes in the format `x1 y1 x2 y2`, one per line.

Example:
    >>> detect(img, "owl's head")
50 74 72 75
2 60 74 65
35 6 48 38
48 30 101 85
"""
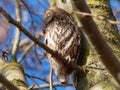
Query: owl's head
55 66 69 85
44 8 73 26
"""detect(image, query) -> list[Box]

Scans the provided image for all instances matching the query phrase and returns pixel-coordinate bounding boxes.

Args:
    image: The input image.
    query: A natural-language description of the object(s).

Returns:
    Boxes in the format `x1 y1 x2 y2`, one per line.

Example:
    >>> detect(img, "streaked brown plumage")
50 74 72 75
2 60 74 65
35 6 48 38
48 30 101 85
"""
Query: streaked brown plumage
44 8 88 85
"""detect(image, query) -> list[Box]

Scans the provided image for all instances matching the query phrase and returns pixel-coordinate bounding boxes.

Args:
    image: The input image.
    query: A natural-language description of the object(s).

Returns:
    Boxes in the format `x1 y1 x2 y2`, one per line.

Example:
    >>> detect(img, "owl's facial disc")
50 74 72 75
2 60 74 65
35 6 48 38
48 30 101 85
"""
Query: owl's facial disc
44 9 54 25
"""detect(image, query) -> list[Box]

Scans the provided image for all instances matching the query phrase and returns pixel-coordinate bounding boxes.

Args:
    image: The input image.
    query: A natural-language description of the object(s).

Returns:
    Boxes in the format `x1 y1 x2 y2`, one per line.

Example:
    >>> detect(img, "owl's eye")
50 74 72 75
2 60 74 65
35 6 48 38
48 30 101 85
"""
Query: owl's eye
44 13 53 25
46 10 53 16
47 14 50 17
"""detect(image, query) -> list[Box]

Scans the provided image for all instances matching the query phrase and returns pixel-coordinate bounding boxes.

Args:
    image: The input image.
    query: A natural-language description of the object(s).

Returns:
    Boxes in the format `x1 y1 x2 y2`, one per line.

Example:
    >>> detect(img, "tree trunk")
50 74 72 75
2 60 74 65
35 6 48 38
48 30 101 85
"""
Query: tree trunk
48 0 120 90
86 0 120 90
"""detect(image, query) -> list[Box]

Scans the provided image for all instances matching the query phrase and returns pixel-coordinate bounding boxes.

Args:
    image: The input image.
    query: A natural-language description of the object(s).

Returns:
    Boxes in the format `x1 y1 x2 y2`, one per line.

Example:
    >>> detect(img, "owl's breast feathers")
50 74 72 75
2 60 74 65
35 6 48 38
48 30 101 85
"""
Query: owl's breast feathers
45 18 81 63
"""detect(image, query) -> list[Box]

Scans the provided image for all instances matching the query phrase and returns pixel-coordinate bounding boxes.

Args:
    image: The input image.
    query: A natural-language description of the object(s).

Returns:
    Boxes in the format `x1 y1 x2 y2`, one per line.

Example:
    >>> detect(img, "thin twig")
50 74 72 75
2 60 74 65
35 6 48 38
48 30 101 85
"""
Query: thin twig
25 73 42 90
18 31 44 62
20 0 34 25
31 83 73 89
75 11 120 25
86 66 106 71
18 42 34 62
25 73 49 83
49 68 53 90
25 73 57 90
31 77 42 90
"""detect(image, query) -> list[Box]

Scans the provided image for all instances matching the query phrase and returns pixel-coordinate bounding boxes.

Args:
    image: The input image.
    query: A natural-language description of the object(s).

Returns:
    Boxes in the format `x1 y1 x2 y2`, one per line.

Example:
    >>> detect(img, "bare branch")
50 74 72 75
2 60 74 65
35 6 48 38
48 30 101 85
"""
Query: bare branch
49 68 53 90
20 0 34 25
28 75 42 90
25 73 49 84
18 31 44 62
31 83 73 89
86 66 106 71
18 31 44 51
17 42 34 62
75 11 120 25
11 0 21 60
25 73 58 90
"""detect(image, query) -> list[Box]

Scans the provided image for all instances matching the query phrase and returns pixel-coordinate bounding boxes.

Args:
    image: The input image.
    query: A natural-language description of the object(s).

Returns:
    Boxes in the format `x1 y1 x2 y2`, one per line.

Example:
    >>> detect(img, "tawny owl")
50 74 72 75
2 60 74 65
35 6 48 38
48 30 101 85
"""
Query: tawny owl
44 8 88 85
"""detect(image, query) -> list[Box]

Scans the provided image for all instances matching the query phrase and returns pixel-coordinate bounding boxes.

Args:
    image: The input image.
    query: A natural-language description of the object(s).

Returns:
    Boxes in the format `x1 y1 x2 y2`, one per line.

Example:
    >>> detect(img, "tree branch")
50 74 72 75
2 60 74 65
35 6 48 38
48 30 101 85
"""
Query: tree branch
31 83 73 89
49 68 53 90
11 0 21 61
17 42 34 62
25 73 49 84
75 11 120 25
18 31 44 62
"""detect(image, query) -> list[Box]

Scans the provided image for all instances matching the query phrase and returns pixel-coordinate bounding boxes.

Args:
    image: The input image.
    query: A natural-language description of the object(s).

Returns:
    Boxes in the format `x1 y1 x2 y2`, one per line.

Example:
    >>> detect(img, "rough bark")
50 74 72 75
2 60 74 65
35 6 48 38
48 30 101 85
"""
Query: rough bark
0 59 28 90
86 0 120 89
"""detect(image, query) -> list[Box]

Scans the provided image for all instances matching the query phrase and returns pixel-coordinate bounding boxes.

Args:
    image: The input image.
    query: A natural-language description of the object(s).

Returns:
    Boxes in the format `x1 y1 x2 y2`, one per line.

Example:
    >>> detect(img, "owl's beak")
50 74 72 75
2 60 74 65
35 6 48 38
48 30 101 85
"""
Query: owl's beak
58 75 68 85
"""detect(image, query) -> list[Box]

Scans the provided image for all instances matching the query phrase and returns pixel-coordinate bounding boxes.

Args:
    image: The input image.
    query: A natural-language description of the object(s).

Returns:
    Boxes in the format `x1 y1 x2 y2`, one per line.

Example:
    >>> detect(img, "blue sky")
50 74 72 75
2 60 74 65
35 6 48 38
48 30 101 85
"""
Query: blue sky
110 0 120 34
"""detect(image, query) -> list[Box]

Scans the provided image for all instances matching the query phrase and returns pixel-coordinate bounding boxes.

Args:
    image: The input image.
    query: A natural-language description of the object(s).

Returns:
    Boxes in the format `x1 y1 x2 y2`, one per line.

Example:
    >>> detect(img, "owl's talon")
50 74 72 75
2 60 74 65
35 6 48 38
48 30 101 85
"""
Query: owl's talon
66 59 71 63
66 56 72 64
